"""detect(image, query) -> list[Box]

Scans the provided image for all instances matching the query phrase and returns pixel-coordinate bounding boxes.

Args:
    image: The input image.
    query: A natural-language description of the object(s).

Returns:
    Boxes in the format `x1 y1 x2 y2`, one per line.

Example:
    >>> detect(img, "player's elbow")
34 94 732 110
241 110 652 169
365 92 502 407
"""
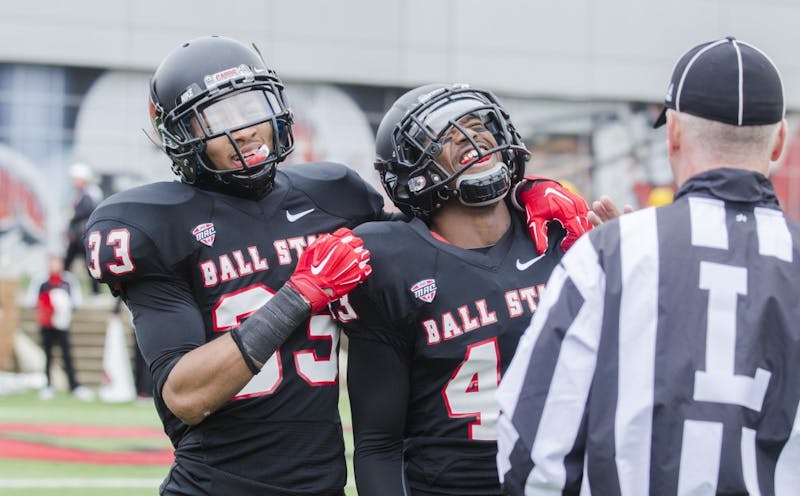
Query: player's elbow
162 384 212 426
171 403 210 426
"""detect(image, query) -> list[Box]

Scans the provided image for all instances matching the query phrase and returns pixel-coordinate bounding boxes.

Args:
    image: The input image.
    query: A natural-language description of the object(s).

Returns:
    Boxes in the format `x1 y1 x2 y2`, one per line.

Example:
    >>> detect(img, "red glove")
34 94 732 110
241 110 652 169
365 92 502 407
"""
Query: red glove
512 176 592 254
287 228 372 313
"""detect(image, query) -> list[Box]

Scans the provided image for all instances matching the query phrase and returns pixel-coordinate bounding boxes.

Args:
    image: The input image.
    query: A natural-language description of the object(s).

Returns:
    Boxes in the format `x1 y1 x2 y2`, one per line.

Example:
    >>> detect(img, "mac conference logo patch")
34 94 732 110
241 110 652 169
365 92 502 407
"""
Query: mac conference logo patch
192 222 216 247
410 279 437 303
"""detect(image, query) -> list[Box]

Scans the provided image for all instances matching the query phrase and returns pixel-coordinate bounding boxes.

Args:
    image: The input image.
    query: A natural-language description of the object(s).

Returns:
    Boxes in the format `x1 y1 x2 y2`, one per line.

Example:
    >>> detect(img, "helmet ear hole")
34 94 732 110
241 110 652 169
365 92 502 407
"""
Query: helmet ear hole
276 117 295 157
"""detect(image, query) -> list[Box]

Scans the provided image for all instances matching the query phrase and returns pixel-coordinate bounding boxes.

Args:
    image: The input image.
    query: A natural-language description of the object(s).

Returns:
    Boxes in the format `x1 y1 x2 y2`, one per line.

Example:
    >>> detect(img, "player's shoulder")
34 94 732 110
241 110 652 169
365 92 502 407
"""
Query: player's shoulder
280 161 366 194
281 161 355 180
335 219 425 339
279 162 384 218
355 218 422 257
354 218 436 286
92 181 197 216
89 181 214 233
354 216 413 237
86 181 209 286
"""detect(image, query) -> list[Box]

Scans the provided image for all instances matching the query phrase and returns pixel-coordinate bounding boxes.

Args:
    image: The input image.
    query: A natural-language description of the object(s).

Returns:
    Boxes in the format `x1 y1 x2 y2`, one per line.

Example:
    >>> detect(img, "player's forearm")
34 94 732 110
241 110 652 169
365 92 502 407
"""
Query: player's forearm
231 284 310 369
161 333 252 425
353 443 406 496
162 285 310 425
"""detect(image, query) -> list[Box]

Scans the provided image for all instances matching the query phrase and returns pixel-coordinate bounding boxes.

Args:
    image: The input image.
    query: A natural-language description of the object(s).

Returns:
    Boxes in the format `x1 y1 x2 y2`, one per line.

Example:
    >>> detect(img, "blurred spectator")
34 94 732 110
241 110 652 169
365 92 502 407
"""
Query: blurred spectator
27 254 93 400
64 162 103 296
112 296 152 399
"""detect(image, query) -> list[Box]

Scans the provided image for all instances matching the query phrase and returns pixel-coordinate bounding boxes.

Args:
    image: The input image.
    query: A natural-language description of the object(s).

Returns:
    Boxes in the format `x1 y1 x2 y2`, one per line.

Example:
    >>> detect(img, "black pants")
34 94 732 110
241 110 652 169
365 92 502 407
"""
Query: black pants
40 326 80 390
64 239 100 294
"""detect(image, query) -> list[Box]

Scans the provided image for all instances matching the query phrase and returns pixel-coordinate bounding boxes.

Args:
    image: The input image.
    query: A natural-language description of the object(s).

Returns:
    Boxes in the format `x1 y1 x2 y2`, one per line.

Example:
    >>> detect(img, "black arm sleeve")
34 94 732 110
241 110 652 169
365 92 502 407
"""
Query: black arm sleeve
347 335 410 496
122 277 205 399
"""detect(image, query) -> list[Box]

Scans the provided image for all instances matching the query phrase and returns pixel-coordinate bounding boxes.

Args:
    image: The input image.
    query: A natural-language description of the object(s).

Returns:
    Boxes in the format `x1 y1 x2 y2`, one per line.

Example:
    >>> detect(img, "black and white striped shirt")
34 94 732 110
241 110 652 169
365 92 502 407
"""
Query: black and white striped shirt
497 168 800 495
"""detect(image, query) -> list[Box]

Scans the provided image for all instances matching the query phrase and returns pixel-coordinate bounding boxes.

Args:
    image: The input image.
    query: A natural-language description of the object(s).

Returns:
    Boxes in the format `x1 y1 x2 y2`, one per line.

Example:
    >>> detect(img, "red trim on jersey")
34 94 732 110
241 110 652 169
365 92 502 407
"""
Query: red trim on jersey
430 230 450 244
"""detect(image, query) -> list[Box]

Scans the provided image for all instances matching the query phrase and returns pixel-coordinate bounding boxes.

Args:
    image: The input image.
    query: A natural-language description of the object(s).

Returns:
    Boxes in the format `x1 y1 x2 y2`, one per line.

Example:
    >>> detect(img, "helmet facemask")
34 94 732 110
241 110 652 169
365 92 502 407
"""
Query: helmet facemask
379 86 529 220
150 55 295 199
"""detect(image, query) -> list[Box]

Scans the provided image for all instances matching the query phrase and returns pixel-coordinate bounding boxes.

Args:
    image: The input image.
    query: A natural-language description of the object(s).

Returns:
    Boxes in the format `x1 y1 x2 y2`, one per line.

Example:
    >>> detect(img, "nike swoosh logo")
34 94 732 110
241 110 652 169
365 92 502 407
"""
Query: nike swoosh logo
286 208 315 222
544 187 571 202
310 249 336 275
516 254 546 271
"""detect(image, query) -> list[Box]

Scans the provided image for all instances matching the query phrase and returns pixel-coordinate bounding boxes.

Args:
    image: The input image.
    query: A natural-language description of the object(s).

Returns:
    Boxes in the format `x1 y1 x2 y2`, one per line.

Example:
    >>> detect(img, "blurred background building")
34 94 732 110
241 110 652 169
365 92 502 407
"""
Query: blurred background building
1 0 799 288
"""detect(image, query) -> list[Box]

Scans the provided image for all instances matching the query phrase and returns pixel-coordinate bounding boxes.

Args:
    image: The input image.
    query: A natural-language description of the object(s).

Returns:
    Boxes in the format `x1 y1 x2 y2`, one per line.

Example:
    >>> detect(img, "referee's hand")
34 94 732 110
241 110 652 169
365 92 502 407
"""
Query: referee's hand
587 196 634 226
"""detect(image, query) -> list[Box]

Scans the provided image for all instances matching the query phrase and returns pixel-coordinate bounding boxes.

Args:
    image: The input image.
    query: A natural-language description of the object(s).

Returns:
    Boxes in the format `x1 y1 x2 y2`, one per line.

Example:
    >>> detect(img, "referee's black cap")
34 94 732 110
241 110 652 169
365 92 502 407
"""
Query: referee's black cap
654 37 784 128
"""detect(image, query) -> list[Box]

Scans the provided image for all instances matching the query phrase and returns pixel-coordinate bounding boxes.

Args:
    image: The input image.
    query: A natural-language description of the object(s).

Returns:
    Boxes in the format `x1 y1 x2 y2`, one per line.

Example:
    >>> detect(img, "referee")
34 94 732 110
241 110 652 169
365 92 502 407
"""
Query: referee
497 37 800 495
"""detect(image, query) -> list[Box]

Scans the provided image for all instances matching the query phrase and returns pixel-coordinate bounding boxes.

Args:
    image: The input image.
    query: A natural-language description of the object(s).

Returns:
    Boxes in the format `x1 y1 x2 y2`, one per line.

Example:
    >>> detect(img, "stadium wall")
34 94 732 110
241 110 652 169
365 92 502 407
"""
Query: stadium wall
2 0 800 281
0 1 796 106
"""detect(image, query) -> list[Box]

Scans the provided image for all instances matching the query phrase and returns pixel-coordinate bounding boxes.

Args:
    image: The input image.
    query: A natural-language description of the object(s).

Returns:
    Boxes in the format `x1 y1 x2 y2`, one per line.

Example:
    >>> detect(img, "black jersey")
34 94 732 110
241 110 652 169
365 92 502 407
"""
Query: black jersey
498 169 800 495
334 214 563 495
84 162 384 496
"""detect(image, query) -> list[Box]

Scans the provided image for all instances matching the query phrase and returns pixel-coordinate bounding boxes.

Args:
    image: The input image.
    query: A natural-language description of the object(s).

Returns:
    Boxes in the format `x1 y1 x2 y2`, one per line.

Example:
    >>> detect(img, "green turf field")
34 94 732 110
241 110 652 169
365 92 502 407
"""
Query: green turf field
0 390 357 495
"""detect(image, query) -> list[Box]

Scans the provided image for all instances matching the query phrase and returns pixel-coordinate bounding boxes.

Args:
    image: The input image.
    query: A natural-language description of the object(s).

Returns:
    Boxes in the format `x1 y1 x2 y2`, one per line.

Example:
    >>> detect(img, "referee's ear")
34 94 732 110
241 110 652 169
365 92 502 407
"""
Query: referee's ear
666 109 681 158
771 118 788 162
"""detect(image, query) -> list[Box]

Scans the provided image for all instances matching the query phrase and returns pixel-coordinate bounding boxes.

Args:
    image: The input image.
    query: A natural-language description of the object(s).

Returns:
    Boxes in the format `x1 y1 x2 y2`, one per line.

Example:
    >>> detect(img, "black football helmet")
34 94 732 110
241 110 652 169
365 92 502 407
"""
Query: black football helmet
148 35 294 198
374 83 529 220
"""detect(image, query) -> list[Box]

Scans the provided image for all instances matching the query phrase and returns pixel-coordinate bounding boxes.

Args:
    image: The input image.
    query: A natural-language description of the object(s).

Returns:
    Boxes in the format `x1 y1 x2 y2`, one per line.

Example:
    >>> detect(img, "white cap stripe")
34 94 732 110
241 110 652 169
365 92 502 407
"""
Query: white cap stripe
739 40 786 119
732 39 744 126
675 39 727 114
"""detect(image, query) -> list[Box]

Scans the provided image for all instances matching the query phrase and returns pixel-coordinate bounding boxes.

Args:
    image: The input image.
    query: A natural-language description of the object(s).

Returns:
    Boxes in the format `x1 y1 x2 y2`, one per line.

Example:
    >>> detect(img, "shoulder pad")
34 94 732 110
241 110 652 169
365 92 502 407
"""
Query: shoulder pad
335 220 423 338
354 220 424 285
95 181 195 209
85 182 210 287
280 162 385 221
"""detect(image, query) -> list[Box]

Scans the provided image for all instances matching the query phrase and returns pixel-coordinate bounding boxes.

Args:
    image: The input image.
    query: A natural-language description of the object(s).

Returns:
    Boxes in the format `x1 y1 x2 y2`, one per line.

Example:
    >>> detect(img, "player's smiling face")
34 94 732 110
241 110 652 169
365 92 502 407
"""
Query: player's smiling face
435 115 500 176
189 90 276 172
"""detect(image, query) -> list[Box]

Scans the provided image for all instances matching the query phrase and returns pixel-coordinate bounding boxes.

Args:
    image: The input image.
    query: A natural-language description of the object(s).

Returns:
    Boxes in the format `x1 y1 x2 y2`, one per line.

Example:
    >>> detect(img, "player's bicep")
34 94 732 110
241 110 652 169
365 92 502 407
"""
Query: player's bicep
123 277 205 394
347 335 409 440
336 278 411 442
347 335 410 496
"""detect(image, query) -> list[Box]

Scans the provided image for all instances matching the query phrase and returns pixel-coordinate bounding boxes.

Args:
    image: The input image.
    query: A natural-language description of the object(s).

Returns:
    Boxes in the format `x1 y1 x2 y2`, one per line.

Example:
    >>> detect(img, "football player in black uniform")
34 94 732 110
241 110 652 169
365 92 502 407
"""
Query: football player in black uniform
83 35 383 495
332 83 591 495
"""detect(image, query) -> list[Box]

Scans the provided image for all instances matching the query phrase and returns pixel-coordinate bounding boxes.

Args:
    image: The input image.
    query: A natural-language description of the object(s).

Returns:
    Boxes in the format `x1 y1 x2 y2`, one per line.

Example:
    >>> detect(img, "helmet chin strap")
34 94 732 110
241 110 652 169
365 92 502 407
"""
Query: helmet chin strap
455 162 512 206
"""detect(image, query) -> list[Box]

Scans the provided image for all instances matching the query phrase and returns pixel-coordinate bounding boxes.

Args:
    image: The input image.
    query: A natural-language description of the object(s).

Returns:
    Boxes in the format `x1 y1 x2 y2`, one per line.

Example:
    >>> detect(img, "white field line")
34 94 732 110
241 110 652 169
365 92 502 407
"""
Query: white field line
0 477 357 489
0 478 162 488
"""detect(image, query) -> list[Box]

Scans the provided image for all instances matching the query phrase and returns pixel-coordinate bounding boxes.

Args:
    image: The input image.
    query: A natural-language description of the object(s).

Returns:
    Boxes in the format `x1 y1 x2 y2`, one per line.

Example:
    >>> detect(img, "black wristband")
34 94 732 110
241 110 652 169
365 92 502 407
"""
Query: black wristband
230 328 261 376
236 284 311 366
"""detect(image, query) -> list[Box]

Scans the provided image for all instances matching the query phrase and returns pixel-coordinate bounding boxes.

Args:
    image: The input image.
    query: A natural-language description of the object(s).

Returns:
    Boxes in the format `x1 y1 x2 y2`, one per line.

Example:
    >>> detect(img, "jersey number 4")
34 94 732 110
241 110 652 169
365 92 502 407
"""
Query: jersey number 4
442 338 502 441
